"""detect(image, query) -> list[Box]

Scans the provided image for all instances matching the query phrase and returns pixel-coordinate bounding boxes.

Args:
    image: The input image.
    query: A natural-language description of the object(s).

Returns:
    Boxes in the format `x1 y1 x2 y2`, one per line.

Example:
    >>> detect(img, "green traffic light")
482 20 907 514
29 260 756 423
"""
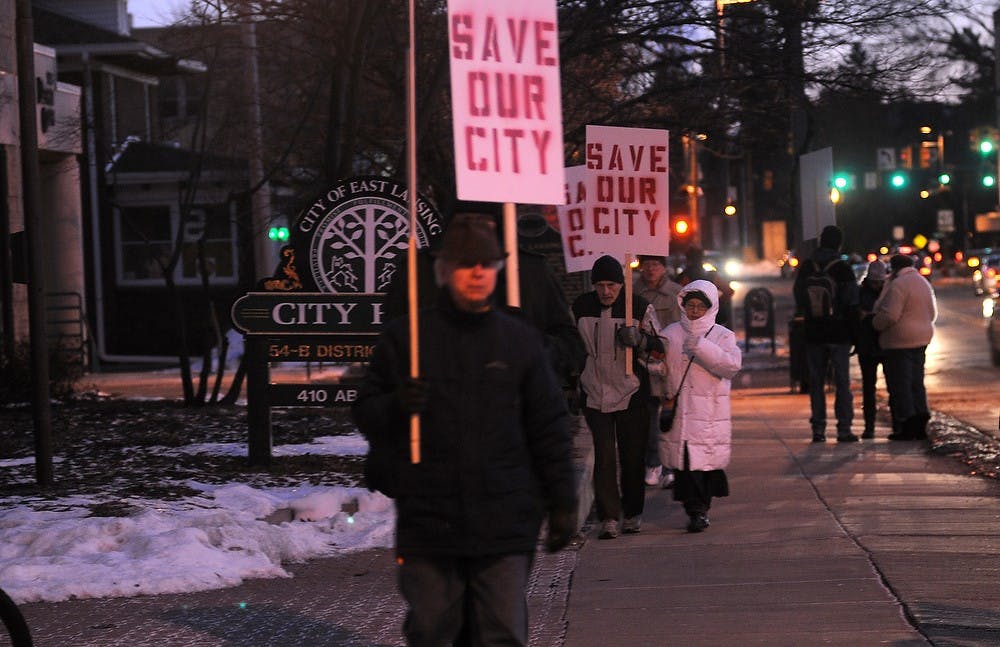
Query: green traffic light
890 173 906 189
983 175 996 188
832 175 848 190
981 140 995 155
268 226 290 241
937 173 951 185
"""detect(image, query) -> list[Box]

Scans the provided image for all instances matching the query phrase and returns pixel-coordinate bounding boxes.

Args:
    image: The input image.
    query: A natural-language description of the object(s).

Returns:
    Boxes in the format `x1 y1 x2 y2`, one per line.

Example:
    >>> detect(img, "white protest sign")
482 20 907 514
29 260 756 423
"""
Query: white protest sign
585 125 670 257
557 165 595 273
447 0 565 205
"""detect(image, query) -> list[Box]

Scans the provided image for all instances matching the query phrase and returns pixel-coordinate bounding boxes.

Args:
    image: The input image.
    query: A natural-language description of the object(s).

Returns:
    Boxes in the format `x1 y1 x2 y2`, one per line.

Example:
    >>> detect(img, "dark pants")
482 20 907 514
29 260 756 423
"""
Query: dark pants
805 341 853 435
857 354 883 430
882 346 929 425
398 552 533 647
674 443 729 516
584 404 648 521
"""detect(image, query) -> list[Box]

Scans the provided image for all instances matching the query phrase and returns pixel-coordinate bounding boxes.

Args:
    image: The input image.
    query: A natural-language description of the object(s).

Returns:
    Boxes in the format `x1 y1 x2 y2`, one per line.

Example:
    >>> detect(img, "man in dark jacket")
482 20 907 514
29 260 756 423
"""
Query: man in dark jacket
793 225 860 443
383 202 586 398
352 214 577 646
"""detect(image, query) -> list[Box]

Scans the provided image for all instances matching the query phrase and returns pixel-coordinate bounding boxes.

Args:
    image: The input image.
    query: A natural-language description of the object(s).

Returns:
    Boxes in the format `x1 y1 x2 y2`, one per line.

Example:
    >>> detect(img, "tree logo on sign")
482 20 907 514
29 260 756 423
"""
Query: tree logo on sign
294 177 443 293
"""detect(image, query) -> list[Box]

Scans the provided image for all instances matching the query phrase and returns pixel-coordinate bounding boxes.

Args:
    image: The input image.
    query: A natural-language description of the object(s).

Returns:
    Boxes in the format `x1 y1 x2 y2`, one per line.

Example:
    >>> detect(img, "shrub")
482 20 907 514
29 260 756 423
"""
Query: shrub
0 340 81 404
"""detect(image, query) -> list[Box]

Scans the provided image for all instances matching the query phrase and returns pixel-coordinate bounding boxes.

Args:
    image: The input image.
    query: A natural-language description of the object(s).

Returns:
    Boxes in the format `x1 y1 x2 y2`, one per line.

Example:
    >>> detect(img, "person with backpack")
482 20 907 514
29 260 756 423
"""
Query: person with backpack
792 225 860 443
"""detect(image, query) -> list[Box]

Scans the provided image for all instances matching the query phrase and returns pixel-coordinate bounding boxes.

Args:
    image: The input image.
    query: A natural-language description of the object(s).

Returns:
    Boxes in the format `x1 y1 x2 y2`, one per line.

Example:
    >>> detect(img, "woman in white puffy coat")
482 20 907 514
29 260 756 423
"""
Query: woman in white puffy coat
658 280 742 532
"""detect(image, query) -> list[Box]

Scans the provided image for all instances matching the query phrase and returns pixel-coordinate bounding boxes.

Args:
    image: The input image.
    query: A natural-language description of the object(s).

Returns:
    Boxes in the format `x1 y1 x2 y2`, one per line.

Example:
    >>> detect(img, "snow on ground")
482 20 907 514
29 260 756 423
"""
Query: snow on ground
0 435 395 605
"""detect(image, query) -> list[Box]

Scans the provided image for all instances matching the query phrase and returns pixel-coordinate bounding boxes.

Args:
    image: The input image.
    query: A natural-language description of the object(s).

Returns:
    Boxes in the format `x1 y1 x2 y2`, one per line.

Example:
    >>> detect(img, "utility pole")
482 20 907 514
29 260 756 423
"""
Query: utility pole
16 0 53 485
994 7 1000 209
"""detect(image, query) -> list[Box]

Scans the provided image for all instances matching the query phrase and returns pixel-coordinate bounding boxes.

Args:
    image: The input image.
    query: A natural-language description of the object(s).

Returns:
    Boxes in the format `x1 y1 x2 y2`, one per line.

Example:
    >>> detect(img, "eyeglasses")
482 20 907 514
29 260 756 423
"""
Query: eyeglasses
456 260 504 271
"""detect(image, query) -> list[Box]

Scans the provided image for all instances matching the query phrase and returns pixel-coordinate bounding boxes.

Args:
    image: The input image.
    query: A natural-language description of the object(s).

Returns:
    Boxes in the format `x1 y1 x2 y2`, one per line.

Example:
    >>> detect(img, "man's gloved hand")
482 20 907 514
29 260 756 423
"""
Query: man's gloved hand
682 335 699 356
395 377 429 414
545 508 577 553
615 325 647 350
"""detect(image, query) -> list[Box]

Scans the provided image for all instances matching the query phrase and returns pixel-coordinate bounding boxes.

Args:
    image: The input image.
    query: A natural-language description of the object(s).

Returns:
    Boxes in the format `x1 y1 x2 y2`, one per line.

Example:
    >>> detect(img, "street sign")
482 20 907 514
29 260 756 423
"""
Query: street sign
937 209 955 233
267 383 361 407
876 148 895 171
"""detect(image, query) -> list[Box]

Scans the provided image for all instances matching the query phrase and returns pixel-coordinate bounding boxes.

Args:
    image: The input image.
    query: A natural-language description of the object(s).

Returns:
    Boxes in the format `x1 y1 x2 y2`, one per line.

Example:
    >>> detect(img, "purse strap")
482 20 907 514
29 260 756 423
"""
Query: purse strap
669 325 715 400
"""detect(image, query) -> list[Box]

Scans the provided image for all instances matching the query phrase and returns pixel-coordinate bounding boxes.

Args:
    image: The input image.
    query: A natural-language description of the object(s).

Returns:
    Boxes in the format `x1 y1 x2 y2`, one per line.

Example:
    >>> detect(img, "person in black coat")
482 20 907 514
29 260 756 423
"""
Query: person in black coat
352 214 577 646
856 260 887 439
383 202 586 401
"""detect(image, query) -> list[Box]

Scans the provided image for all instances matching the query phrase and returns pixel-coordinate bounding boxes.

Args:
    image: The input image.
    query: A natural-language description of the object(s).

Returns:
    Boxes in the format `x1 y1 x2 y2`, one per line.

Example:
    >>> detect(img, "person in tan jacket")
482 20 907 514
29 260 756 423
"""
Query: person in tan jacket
872 254 938 440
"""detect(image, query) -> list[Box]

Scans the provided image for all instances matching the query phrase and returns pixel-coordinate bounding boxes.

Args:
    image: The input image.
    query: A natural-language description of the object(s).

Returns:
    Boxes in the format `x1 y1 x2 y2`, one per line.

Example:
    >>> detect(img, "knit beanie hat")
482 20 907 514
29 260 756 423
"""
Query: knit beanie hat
819 225 843 250
889 254 915 272
865 260 887 281
591 255 624 284
638 255 667 266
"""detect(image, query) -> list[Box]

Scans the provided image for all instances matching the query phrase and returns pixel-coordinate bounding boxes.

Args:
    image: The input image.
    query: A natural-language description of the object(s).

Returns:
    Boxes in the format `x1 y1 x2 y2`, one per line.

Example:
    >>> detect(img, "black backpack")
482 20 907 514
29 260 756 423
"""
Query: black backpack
803 259 840 322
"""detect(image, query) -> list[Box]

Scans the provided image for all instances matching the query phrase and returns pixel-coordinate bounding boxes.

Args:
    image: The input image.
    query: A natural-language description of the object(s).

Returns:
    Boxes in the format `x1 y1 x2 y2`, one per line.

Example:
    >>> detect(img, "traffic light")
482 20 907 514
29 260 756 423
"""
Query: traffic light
888 172 907 189
832 173 849 190
723 204 737 217
673 217 690 237
983 174 996 188
268 226 290 242
937 172 951 186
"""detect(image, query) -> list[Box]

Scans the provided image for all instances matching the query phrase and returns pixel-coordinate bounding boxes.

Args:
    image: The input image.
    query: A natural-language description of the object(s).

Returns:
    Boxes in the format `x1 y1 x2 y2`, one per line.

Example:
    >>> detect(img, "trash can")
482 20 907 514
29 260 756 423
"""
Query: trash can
743 287 775 353
788 317 808 393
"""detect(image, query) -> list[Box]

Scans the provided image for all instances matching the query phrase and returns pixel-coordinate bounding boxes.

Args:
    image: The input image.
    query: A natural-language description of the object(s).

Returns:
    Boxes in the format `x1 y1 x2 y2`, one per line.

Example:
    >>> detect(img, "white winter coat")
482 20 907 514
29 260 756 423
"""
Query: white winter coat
658 280 742 471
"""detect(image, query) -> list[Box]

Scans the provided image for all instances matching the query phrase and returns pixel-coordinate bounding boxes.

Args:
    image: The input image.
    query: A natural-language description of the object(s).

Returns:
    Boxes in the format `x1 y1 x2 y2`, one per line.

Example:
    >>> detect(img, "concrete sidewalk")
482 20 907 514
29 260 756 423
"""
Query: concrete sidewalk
16 385 1000 646
565 387 1000 646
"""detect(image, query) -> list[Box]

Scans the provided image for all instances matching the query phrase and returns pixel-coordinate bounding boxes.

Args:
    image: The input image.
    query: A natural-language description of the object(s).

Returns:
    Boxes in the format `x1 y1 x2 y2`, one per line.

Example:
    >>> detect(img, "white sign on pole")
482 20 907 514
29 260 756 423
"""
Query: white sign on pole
799 147 835 242
584 125 670 258
447 0 565 205
557 165 595 273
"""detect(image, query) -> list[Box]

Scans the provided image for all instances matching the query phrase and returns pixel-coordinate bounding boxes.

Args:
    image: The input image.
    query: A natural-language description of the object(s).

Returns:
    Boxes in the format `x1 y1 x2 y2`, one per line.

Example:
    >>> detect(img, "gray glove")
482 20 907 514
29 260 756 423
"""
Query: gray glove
615 325 647 350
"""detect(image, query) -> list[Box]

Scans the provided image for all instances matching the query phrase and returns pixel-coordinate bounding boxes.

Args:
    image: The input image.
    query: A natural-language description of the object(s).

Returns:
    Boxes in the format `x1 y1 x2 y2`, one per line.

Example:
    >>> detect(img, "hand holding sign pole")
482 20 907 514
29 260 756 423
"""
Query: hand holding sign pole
406 0 420 464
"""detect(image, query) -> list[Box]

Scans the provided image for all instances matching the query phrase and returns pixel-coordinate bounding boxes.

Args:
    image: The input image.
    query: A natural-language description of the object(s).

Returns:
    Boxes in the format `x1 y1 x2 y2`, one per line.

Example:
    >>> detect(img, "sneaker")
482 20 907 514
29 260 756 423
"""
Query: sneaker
686 513 709 533
660 470 675 489
598 519 619 540
644 465 662 486
837 433 859 443
622 516 641 534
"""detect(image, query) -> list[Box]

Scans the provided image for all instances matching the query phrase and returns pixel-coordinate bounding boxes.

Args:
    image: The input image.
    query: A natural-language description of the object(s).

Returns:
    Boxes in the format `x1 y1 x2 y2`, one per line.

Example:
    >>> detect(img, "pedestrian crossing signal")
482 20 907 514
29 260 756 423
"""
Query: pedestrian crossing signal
268 226 290 242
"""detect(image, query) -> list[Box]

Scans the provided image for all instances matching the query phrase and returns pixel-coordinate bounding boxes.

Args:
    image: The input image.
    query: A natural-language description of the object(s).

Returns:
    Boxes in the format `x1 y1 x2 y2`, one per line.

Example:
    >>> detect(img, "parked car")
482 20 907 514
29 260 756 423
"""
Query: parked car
972 254 1000 297
987 297 1000 366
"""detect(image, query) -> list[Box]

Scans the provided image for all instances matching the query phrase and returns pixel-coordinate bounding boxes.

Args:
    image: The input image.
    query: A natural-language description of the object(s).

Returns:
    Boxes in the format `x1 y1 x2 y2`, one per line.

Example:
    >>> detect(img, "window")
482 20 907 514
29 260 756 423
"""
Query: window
158 76 203 120
115 203 238 286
